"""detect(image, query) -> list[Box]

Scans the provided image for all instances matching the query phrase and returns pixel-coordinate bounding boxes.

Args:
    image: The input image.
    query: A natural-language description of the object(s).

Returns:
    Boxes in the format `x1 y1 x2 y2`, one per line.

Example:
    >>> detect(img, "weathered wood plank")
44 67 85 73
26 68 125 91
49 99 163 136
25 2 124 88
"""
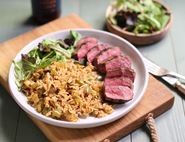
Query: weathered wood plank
0 85 20 142
138 0 185 141
62 0 80 16
0 0 184 142
118 135 131 142
165 0 185 141
134 31 178 142
79 0 113 29
0 0 35 42
131 127 150 142
15 111 48 142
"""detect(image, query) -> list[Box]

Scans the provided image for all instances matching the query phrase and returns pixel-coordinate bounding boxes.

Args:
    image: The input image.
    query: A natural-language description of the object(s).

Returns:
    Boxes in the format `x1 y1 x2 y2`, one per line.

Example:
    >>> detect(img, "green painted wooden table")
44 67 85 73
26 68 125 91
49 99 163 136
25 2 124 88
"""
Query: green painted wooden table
0 0 185 142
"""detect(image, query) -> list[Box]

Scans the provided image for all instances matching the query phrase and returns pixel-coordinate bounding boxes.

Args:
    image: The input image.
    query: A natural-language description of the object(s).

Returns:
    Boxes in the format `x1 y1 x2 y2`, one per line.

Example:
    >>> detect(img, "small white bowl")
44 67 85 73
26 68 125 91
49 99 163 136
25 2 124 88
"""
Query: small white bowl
8 29 148 128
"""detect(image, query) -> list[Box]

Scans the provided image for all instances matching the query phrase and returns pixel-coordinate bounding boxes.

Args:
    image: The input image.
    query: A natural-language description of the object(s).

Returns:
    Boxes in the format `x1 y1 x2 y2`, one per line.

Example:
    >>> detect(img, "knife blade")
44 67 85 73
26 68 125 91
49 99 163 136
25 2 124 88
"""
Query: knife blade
162 76 178 87
143 57 185 94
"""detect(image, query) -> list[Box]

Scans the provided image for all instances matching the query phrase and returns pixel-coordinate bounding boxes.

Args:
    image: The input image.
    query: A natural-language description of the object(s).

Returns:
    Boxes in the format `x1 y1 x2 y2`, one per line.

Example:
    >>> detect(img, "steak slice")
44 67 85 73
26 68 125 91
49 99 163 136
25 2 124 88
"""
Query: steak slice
76 37 98 49
94 47 121 66
104 76 133 89
98 55 132 73
106 56 131 70
87 43 109 63
104 85 134 103
106 67 135 82
76 42 97 61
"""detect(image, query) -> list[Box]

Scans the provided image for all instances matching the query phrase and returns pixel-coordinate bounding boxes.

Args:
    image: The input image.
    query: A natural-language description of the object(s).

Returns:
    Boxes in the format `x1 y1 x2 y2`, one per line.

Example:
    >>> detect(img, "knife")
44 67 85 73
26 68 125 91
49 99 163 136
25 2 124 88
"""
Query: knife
143 57 185 95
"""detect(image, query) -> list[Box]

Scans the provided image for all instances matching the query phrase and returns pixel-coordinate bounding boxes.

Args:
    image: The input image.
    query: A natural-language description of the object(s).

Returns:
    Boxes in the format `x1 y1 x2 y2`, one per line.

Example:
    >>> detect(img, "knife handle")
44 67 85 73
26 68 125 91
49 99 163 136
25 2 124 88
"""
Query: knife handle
175 81 185 94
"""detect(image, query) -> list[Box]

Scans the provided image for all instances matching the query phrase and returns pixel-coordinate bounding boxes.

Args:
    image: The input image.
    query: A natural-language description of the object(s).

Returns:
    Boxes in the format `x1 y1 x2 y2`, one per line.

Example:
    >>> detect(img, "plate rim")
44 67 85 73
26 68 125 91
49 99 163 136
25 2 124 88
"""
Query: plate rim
8 28 148 128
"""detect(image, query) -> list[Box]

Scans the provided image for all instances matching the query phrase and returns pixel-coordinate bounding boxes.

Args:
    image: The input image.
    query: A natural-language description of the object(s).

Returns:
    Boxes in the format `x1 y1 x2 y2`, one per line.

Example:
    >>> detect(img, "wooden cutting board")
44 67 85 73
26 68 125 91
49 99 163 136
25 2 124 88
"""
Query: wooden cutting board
0 14 174 142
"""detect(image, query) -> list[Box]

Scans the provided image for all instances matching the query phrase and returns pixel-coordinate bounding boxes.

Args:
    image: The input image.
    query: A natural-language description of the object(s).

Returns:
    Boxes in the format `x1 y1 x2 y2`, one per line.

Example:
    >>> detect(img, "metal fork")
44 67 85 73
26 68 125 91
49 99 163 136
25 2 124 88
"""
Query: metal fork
143 57 185 94
143 57 185 82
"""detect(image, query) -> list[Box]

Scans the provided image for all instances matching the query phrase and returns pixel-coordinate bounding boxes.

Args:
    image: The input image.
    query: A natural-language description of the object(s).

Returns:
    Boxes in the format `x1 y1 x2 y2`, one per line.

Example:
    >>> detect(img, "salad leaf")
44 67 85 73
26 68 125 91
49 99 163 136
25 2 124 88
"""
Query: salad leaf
109 0 170 34
160 14 170 29
115 11 138 28
14 60 25 88
14 30 82 89
14 49 65 89
39 39 75 58
138 14 161 30
57 39 68 48
70 30 82 45
116 0 125 7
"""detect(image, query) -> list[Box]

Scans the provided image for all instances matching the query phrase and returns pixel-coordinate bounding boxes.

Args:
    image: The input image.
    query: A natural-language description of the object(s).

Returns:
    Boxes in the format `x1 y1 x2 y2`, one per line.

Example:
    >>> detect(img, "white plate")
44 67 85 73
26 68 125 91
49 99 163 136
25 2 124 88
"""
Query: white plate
8 29 148 128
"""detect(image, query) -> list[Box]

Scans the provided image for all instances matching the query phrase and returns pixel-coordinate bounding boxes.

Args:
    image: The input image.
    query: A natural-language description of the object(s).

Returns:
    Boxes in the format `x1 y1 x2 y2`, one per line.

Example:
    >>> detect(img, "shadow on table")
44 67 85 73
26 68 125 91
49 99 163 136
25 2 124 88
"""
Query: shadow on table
21 16 40 26
0 85 48 142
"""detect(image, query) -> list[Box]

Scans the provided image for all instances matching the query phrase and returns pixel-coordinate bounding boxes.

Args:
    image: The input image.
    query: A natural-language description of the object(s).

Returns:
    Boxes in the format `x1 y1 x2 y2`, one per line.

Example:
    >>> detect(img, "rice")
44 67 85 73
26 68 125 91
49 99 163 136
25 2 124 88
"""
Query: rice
22 59 113 122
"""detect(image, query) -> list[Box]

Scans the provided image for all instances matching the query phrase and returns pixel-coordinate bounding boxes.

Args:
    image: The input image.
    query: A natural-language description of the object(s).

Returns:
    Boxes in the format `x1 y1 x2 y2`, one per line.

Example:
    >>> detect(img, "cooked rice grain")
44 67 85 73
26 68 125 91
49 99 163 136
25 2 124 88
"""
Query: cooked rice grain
22 60 113 122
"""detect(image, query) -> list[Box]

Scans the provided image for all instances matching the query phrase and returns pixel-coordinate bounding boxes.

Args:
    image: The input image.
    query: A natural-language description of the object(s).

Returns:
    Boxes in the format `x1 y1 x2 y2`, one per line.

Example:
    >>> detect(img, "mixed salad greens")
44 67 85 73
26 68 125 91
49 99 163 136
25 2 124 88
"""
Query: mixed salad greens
14 31 81 89
108 0 170 34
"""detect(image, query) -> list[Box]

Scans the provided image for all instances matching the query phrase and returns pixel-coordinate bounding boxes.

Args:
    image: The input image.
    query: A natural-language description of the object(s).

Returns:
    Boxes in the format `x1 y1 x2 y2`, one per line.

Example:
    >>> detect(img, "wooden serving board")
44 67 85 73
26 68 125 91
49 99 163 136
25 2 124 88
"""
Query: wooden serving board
0 14 174 142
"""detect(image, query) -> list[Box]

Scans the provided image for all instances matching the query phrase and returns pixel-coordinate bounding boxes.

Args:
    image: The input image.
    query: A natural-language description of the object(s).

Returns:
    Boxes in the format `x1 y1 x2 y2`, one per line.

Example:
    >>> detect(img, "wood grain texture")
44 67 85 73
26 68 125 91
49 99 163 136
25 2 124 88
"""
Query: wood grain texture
30 75 174 142
0 14 174 142
138 0 185 141
165 0 185 141
140 32 185 142
0 14 90 91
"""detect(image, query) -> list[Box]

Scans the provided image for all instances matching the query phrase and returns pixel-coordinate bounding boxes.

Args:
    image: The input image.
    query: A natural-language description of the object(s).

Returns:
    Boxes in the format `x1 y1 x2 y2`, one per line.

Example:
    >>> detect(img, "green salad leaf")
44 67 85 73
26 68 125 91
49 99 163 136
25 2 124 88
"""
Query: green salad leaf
109 0 170 34
70 30 82 45
14 30 81 89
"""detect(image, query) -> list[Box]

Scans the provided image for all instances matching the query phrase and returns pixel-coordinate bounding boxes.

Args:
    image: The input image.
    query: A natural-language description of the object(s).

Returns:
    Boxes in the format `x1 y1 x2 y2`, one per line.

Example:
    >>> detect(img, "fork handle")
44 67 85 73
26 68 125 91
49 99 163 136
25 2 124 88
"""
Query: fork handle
175 81 185 94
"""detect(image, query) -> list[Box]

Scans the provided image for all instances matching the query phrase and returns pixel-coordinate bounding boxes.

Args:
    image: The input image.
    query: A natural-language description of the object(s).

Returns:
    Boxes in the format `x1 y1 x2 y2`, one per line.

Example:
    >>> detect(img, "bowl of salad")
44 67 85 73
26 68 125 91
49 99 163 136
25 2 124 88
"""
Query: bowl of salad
106 0 172 45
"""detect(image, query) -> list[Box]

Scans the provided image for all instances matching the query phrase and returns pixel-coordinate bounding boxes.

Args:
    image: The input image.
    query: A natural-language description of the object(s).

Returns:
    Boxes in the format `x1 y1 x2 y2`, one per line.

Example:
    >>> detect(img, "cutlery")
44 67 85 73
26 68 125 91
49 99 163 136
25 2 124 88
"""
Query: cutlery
143 57 185 81
143 57 185 94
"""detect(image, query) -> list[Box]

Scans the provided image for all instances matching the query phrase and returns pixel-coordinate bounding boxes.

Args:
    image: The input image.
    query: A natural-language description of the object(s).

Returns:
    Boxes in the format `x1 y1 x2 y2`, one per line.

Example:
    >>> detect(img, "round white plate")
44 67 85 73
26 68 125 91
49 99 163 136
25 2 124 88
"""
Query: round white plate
8 29 148 128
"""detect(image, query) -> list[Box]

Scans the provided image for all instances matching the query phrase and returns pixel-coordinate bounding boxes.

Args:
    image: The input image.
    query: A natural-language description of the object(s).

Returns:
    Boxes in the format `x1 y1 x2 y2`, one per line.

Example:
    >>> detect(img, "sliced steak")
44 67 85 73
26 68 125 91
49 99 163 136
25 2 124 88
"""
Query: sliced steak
104 85 134 103
106 56 131 70
106 67 135 82
104 76 133 89
76 42 97 61
76 37 98 49
87 43 109 63
98 55 132 73
94 47 121 66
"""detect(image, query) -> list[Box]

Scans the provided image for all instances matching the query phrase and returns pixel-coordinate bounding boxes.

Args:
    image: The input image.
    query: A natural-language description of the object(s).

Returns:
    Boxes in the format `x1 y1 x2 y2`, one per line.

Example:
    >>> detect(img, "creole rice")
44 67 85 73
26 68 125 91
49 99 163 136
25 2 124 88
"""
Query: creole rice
22 59 113 122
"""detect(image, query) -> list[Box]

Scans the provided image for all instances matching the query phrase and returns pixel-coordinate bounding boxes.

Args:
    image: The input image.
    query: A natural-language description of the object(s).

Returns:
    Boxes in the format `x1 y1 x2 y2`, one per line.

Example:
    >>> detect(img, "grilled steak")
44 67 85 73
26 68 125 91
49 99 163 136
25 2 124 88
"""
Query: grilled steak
98 55 132 73
94 47 121 66
87 43 109 63
104 85 133 103
76 37 98 49
104 76 133 89
106 67 135 82
75 36 136 103
105 56 131 70
76 42 97 61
